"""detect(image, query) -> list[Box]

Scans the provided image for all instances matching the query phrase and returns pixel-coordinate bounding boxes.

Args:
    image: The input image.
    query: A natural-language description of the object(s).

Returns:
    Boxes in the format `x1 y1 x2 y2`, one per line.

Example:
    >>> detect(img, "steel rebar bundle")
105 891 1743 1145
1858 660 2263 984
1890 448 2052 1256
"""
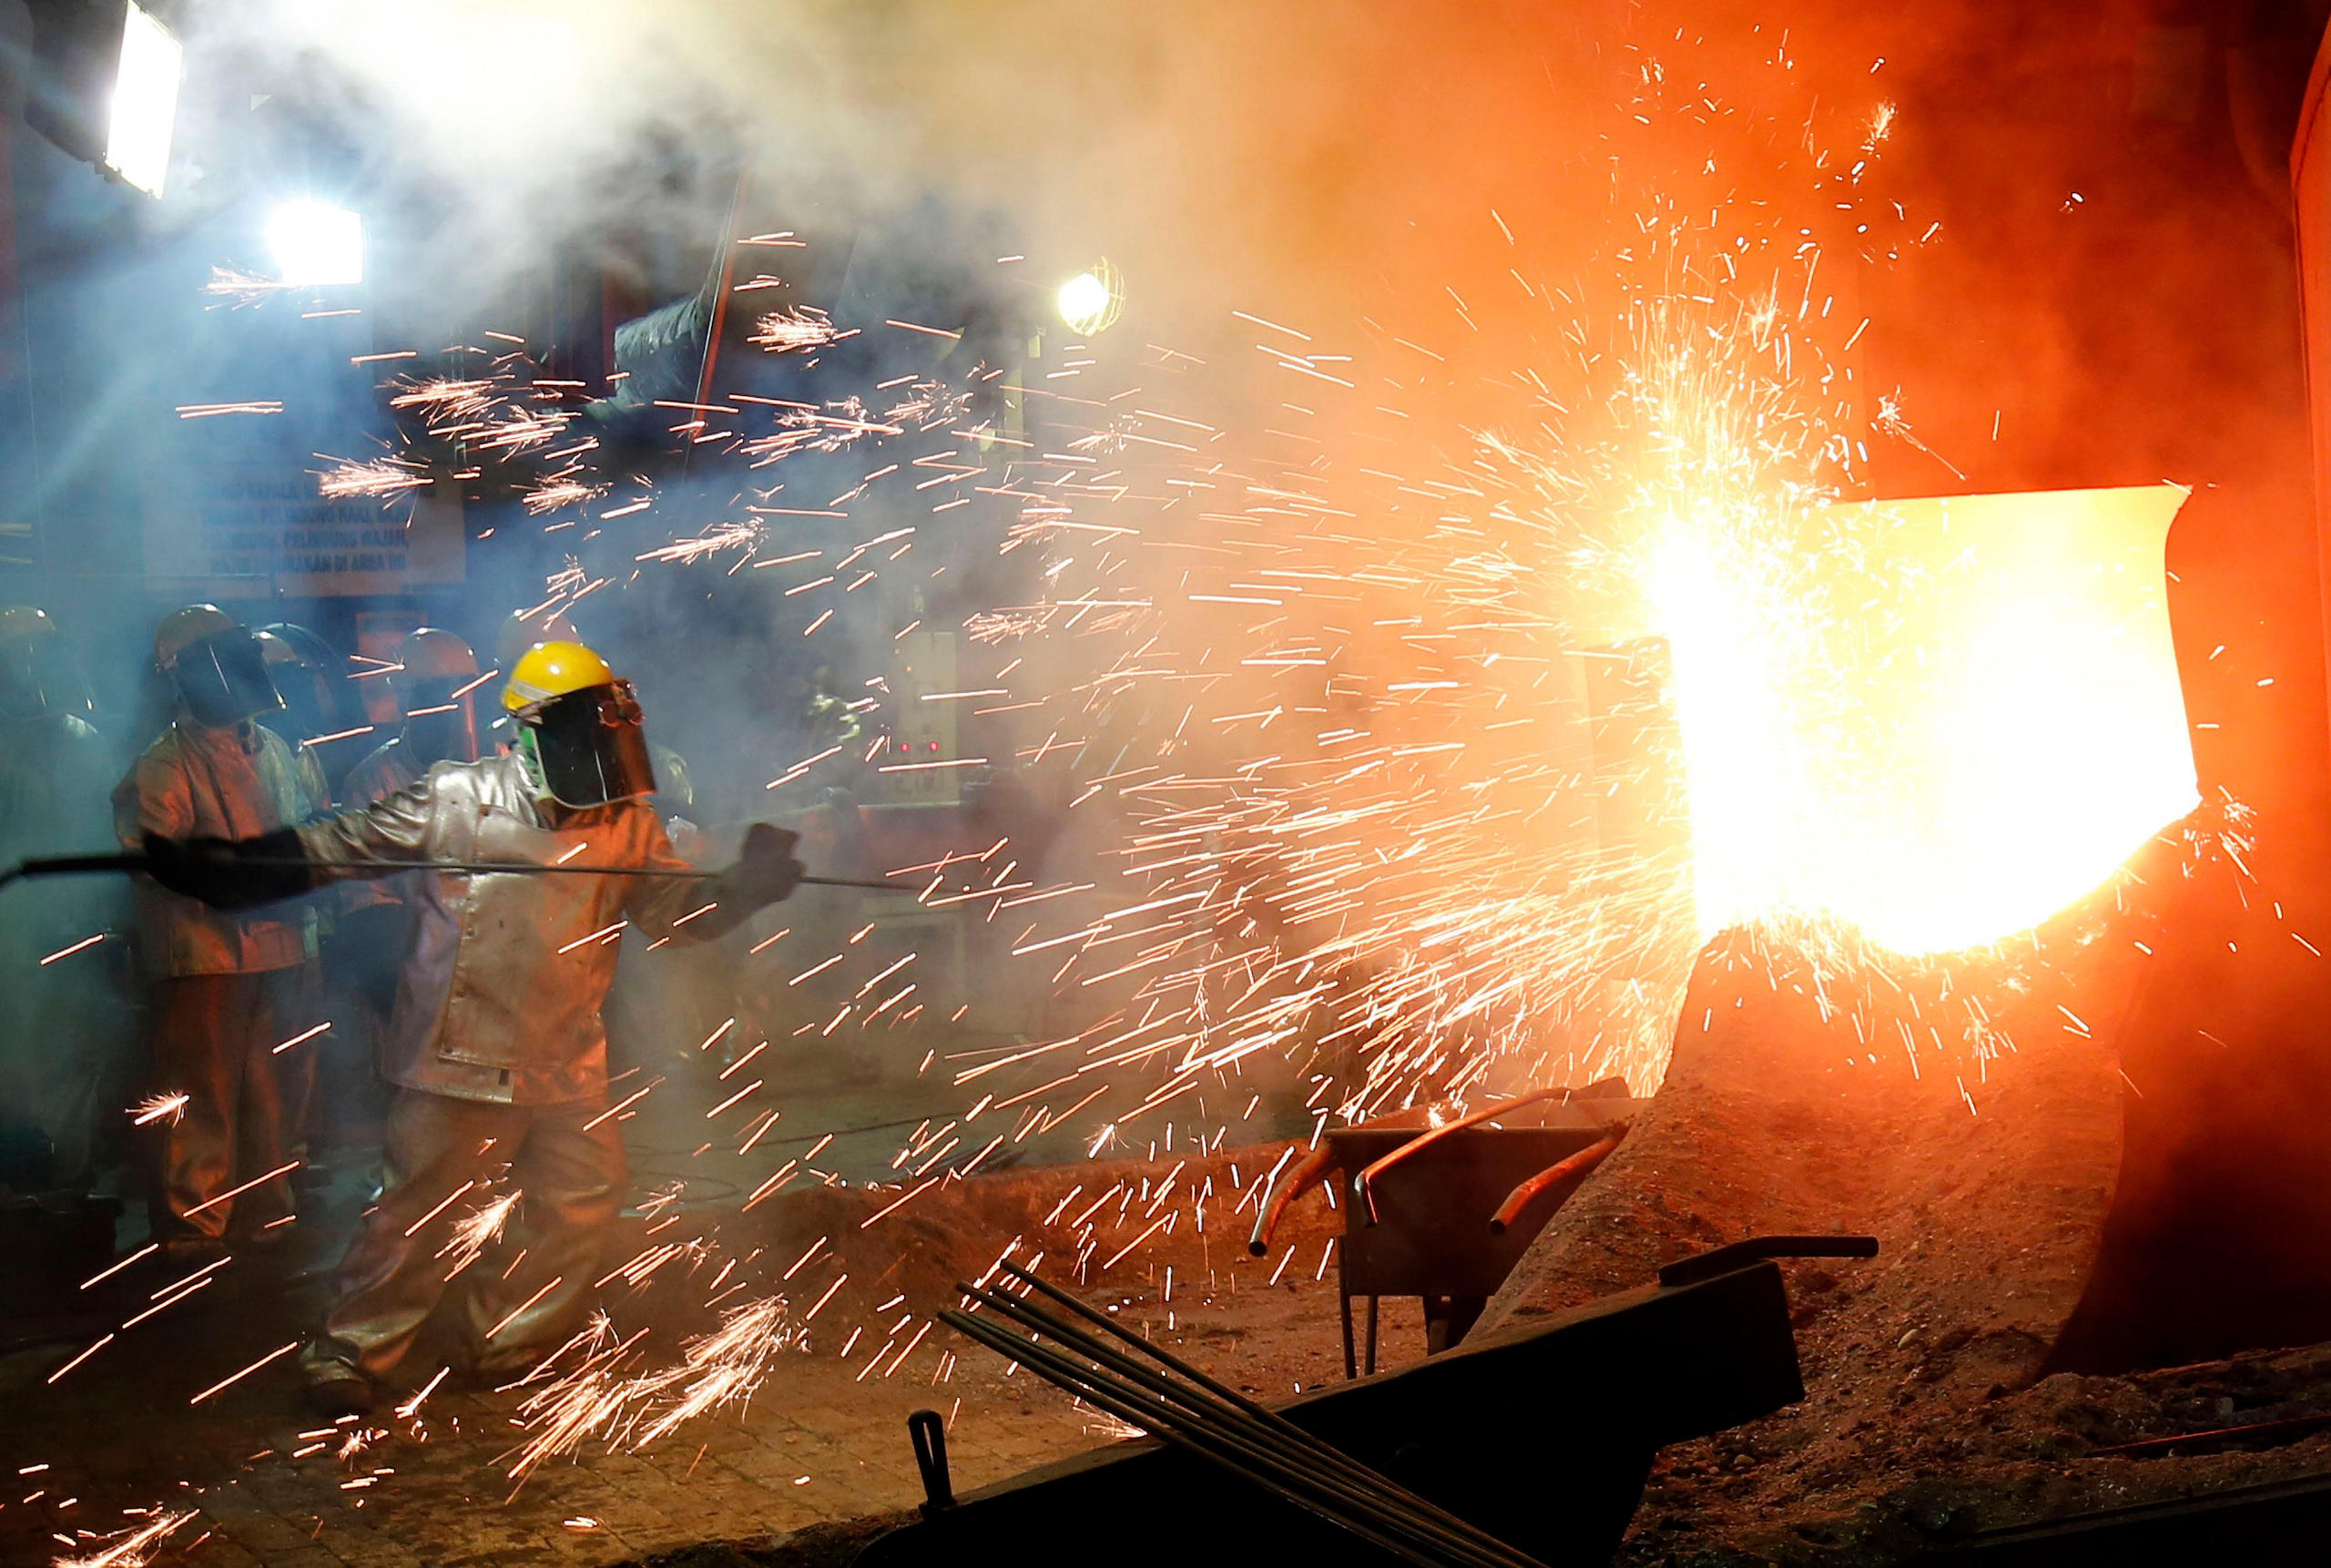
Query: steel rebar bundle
940 1262 1549 1568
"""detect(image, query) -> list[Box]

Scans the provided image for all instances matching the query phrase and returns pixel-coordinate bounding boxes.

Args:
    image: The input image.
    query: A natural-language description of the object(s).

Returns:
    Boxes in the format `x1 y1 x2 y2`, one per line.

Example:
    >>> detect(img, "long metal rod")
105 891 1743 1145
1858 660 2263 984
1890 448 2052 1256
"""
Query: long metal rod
942 1308 1437 1563
0 852 921 894
958 1300 1532 1568
949 1308 1540 1568
995 1260 1283 1420
951 1286 1542 1568
964 1276 1538 1568
942 1307 1530 1568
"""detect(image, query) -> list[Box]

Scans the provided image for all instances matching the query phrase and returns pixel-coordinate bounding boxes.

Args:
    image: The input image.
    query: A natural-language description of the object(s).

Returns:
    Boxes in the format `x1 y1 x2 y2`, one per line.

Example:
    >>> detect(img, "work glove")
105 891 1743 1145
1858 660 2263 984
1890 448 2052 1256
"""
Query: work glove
717 822 805 911
141 827 316 910
683 823 804 939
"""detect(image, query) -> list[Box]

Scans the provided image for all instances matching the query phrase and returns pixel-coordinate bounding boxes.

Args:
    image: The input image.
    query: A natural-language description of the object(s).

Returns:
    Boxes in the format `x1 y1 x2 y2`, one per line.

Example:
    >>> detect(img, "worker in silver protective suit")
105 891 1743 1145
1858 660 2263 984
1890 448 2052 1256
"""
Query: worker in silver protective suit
0 606 126 1189
115 606 331 1258
327 630 486 1108
141 639 804 1416
606 739 734 1068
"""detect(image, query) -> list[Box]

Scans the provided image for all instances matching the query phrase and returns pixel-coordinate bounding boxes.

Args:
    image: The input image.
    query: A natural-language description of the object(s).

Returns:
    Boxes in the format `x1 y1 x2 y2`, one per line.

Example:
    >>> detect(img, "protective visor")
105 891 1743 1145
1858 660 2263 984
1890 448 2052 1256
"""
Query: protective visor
401 676 484 765
0 638 95 720
523 679 657 808
172 629 283 728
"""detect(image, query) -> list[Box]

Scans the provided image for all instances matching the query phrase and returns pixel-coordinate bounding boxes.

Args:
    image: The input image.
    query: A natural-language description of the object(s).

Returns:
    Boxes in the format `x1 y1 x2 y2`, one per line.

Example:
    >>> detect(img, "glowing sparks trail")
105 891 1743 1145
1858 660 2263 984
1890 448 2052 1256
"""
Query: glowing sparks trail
504 1296 801 1481
636 520 763 565
51 1508 197 1568
317 456 431 501
438 1189 523 1278
750 306 846 352
189 1340 301 1404
128 1094 188 1127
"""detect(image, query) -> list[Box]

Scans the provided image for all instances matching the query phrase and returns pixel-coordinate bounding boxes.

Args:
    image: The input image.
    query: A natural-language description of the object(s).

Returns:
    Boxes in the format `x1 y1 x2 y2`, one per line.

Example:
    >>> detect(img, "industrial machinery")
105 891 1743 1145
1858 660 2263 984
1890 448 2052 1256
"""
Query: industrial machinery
858 1236 1876 1568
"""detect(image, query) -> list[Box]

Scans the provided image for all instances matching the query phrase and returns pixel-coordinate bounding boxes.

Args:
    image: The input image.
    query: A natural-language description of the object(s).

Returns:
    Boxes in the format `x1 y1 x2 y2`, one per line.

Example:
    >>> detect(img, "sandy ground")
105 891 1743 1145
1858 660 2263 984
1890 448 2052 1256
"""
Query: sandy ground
1483 921 2331 1564
0 1127 1409 1568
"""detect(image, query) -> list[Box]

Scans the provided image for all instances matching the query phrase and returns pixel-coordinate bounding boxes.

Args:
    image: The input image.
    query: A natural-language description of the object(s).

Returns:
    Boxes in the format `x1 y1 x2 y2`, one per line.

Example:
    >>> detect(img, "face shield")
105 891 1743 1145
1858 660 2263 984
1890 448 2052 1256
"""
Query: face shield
256 623 350 743
170 629 284 728
516 679 657 808
0 636 95 721
400 675 485 766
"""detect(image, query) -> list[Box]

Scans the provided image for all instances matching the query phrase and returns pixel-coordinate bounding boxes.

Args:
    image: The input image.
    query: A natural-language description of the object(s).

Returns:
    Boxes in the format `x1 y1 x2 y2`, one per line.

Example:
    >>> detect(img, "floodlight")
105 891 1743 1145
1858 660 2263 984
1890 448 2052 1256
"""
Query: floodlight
1055 259 1125 336
268 200 365 287
104 2 180 198
25 0 182 196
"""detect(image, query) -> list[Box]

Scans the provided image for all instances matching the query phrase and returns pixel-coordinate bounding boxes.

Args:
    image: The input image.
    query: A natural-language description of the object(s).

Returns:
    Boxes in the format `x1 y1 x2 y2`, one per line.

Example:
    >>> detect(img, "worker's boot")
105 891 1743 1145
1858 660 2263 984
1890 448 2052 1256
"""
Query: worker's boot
299 1335 376 1419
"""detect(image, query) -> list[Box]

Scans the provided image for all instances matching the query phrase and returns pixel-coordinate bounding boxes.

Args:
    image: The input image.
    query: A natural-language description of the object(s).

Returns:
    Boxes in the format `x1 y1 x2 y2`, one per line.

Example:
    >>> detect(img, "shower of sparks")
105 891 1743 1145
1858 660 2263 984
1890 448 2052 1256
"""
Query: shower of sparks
636 520 763 565
51 1508 198 1568
750 306 846 352
504 1296 800 1482
317 455 433 501
438 1189 523 1278
844 44 2201 1125
129 1093 189 1126
201 267 294 308
524 466 609 515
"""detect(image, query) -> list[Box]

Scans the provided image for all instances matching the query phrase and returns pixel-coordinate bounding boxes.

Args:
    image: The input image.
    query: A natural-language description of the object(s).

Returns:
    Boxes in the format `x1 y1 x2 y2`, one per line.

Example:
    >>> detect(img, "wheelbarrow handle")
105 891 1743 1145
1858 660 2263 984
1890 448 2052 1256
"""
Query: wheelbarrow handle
1353 1085 1580 1227
1487 1124 1629 1236
1247 1142 1339 1257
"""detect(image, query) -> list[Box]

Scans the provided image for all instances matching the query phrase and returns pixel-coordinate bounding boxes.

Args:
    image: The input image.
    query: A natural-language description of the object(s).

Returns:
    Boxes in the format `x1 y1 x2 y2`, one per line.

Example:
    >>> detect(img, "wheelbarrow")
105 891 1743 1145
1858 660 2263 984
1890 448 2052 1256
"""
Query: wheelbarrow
1250 1082 1640 1376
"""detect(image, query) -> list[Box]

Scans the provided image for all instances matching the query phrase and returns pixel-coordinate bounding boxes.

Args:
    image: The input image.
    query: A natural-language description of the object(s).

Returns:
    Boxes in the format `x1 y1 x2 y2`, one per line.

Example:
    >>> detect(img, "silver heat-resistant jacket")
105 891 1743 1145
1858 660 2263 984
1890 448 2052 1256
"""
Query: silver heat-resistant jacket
336 735 429 915
295 751 714 1105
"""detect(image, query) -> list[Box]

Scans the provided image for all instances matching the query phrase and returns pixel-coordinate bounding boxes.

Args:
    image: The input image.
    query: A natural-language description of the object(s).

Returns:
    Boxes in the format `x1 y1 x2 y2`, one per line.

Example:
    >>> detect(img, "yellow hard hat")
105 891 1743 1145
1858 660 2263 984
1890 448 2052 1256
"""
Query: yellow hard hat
504 639 616 712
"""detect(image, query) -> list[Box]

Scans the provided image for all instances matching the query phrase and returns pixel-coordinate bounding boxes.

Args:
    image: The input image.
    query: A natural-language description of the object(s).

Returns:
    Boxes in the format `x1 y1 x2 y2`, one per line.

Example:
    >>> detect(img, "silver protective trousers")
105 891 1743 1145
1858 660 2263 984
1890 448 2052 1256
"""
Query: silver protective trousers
307 1087 626 1382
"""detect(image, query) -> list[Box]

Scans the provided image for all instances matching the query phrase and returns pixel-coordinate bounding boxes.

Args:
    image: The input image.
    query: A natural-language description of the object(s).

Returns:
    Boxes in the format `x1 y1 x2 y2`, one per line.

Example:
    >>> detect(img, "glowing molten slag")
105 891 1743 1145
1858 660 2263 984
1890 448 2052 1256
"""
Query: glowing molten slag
1649 484 2198 954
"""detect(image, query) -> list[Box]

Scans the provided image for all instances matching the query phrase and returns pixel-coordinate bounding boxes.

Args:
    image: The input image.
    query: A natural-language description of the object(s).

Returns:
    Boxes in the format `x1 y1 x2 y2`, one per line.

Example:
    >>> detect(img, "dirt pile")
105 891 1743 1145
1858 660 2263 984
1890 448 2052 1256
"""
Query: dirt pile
1482 925 2133 1561
602 1140 1342 1362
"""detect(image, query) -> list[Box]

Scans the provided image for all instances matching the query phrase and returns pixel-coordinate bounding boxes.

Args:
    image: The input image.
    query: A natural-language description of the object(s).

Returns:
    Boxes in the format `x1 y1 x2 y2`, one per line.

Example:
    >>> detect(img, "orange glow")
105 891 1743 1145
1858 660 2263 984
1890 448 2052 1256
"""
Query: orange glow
1649 484 2197 953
